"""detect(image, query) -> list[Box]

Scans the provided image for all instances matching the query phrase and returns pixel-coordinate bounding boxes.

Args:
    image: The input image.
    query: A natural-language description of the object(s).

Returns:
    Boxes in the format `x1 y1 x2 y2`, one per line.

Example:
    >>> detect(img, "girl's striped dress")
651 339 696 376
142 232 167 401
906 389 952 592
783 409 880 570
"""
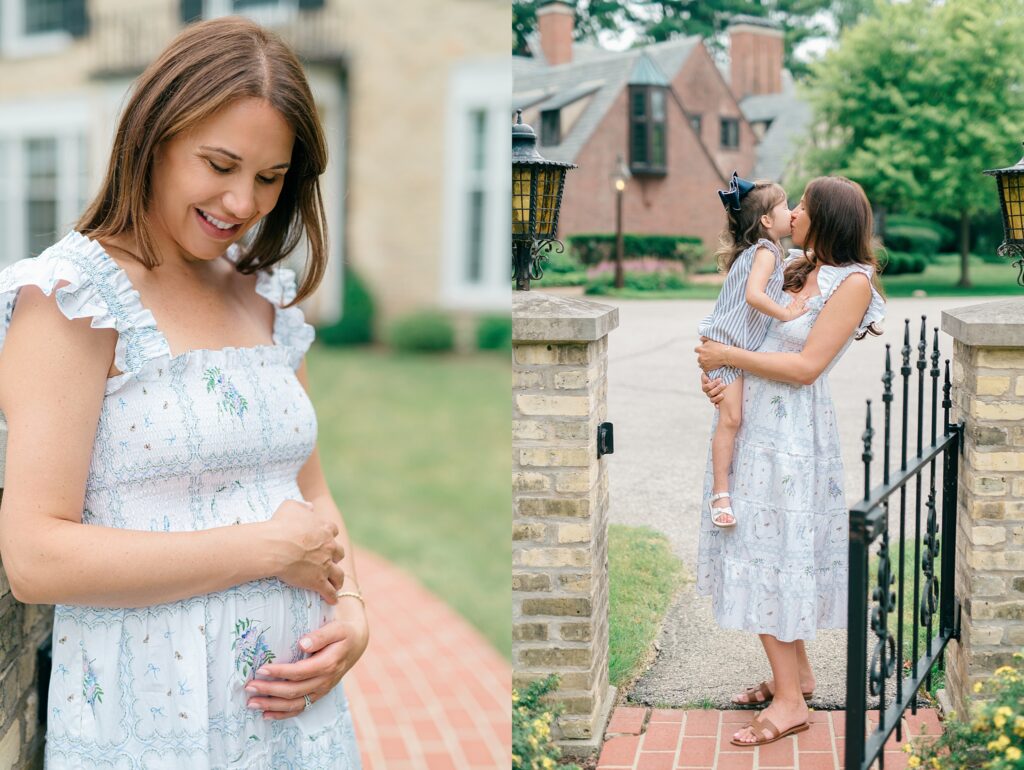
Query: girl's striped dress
697 238 786 386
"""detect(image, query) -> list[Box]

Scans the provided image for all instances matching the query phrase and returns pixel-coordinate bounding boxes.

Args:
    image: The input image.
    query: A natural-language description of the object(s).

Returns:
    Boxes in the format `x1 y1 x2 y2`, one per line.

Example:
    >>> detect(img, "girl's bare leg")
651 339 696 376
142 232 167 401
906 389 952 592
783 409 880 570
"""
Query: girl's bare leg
710 378 743 524
732 635 810 744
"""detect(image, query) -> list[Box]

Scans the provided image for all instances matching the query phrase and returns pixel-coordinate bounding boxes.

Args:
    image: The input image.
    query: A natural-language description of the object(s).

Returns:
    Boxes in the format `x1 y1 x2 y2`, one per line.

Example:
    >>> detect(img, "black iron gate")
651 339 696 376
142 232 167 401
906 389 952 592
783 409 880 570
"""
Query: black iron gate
845 317 962 770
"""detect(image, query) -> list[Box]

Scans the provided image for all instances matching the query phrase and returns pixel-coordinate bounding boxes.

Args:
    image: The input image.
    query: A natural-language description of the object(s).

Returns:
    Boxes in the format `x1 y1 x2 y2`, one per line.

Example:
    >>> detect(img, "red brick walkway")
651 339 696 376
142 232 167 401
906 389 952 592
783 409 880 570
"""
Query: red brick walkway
344 547 511 769
597 705 941 769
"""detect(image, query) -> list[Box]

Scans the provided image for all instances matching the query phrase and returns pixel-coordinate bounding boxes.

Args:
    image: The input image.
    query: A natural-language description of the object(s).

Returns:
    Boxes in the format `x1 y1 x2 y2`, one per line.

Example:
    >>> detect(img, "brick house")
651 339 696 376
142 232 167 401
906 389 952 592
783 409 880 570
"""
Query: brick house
0 0 509 334
512 3 811 261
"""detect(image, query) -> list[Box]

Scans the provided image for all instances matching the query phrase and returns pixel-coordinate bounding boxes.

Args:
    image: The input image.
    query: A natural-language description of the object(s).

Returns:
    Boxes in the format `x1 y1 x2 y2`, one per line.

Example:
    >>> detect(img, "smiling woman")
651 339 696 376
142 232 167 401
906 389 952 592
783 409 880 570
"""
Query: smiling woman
0 16 364 770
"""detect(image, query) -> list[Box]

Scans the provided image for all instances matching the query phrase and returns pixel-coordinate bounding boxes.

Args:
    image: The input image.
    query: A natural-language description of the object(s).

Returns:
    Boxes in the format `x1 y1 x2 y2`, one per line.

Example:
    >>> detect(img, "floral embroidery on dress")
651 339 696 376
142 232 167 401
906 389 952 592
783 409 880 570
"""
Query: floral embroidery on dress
231 618 276 682
203 367 248 419
770 395 787 419
81 648 103 713
828 477 842 499
781 475 795 495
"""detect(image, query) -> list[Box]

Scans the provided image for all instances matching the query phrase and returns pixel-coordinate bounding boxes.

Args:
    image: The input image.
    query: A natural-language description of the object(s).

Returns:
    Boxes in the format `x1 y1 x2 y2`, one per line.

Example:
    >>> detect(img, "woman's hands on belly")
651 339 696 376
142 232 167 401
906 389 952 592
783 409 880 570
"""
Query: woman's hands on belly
242 598 369 720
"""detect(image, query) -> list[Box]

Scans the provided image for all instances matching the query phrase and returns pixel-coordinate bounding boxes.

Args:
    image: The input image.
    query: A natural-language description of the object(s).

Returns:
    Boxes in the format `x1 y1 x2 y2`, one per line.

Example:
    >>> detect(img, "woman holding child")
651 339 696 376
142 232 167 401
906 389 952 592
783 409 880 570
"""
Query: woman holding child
694 175 886 747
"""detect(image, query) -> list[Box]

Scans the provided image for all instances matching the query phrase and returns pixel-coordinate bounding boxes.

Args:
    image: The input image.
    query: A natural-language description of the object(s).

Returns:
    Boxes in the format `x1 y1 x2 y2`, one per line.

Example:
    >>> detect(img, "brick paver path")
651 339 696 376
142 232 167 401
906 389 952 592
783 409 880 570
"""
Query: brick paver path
345 548 511 769
596 706 942 769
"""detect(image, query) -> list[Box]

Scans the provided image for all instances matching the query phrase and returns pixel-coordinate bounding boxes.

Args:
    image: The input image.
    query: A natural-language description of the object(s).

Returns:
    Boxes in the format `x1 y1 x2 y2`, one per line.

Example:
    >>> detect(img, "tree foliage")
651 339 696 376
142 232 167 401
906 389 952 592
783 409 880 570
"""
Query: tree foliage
804 0 1024 285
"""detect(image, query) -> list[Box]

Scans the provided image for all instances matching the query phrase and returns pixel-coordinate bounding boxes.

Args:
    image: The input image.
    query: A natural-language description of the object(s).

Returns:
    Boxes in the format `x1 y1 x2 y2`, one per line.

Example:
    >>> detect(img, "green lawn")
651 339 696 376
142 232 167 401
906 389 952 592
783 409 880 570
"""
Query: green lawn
550 254 1022 301
880 253 1023 297
608 524 686 688
305 345 511 659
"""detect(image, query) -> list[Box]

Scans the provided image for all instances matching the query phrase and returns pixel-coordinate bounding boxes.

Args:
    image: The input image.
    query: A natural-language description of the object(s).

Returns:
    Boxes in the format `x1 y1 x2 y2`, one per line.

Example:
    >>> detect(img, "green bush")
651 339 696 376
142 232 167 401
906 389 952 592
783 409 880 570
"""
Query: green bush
512 675 581 770
585 270 688 294
317 265 375 346
567 233 703 269
878 250 928 276
885 215 954 250
388 310 454 353
476 315 512 351
884 225 942 258
904 654 1024 769
538 245 581 274
536 270 587 287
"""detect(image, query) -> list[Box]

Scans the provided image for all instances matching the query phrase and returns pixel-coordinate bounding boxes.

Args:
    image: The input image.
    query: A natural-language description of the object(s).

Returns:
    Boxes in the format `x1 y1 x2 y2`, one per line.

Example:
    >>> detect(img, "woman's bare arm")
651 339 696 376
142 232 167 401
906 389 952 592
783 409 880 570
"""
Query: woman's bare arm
700 273 873 386
0 286 321 607
294 360 362 612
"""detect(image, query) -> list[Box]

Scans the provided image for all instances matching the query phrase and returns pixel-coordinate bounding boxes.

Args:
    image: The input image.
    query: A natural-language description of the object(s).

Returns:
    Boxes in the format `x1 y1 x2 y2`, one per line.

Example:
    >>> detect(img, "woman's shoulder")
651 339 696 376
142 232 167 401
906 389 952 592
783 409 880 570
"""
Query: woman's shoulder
818 262 885 334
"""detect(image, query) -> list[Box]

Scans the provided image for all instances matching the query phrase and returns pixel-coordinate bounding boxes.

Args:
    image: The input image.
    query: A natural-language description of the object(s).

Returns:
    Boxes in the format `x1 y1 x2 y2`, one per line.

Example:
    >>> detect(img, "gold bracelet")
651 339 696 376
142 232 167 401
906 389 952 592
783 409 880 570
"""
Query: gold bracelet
335 590 365 607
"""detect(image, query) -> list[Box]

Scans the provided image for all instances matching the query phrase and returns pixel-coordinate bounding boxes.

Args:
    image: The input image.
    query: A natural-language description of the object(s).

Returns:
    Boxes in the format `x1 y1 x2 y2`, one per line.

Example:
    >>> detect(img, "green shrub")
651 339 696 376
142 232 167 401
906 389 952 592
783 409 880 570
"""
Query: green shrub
476 315 512 350
388 310 454 353
885 215 954 250
585 270 688 294
904 653 1024 768
538 245 581 274
567 233 703 269
512 675 582 770
878 250 928 276
884 225 942 258
317 265 375 346
536 270 587 287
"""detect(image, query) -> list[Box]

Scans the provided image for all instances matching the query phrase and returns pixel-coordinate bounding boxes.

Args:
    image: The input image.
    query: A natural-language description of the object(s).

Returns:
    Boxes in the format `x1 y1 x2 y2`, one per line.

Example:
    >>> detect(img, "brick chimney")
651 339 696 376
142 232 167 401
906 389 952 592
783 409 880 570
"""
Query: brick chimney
728 16 784 99
537 1 574 67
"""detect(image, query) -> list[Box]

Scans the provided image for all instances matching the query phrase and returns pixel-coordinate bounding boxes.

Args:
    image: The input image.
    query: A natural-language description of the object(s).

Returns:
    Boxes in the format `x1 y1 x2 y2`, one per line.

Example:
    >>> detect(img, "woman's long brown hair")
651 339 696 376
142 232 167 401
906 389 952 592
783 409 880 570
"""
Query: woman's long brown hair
784 176 883 338
76 17 328 306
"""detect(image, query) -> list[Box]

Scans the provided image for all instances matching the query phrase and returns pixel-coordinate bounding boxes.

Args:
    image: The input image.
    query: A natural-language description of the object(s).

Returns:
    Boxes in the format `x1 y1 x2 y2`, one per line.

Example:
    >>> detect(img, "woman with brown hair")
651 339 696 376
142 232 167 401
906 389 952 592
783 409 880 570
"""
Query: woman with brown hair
694 176 885 748
0 17 364 768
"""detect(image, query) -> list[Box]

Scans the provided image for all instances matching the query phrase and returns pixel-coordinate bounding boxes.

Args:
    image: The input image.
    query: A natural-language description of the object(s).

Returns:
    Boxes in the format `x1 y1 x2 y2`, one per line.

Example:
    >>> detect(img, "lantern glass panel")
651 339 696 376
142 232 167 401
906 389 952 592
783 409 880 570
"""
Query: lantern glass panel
1000 174 1024 242
512 166 533 236
534 167 564 237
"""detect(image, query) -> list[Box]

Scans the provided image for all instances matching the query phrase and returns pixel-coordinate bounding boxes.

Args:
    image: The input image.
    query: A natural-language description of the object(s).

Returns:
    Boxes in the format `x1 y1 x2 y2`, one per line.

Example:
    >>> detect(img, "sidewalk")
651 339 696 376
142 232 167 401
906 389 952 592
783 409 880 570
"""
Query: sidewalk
596 705 941 770
345 547 511 769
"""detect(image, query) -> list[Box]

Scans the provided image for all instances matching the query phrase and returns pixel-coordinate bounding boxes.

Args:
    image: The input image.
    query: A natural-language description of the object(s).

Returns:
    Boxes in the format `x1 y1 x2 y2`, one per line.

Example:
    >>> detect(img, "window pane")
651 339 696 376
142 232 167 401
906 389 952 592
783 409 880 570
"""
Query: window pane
233 0 283 9
651 89 665 121
465 190 484 283
540 110 560 146
651 124 665 167
25 0 66 34
26 138 59 257
690 114 702 135
630 121 648 164
631 89 647 119
720 118 739 149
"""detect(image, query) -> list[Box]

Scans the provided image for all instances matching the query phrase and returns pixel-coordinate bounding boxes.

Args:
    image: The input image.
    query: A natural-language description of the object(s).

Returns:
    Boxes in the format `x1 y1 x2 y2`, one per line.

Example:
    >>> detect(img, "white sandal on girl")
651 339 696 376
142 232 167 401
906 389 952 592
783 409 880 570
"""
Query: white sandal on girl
709 492 736 528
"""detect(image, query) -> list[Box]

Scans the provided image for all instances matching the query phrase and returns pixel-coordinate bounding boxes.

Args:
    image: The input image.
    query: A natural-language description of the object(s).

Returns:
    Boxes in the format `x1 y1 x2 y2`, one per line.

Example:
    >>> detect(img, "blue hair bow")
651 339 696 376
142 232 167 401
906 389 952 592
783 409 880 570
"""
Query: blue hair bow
718 171 755 212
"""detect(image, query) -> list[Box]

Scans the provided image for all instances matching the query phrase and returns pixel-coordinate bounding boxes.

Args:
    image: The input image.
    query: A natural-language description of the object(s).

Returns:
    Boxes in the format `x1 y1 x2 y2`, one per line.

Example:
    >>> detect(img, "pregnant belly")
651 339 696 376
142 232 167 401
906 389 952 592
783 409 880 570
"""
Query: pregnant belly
49 579 331 746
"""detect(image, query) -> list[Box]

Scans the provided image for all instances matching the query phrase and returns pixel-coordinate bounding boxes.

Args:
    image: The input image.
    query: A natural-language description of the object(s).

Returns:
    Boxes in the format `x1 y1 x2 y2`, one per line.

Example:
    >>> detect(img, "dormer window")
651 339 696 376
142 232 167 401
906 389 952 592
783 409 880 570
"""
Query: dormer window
720 117 740 149
629 85 667 175
540 109 560 146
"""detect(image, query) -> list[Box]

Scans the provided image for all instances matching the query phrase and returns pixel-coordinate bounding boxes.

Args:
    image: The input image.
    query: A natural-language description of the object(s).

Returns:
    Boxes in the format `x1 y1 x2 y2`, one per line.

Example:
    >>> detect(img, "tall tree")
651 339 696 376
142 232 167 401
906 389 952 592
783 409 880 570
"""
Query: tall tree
805 0 1024 287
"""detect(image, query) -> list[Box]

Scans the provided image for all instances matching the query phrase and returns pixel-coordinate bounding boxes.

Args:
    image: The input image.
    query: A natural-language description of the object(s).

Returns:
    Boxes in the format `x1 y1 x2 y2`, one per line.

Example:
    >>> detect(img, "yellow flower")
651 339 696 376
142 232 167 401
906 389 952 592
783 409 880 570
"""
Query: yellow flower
995 666 1017 676
1007 747 1022 761
908 756 921 768
997 706 1014 717
542 758 555 770
988 734 1011 751
1014 716 1024 736
904 743 914 753
929 758 940 769
995 713 1007 729
973 682 984 693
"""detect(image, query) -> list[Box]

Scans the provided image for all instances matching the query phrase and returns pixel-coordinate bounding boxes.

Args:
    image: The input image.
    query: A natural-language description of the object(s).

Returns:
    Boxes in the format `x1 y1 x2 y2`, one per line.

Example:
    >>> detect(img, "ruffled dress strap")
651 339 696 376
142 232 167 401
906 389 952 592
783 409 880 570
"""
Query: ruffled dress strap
817 263 885 336
0 231 171 395
250 260 315 370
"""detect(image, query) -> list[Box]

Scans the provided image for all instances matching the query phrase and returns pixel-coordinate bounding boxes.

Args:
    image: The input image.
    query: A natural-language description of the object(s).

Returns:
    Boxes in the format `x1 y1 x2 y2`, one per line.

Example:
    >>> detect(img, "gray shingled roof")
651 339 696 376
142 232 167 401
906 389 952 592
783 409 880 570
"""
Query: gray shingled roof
741 75 813 181
512 36 700 164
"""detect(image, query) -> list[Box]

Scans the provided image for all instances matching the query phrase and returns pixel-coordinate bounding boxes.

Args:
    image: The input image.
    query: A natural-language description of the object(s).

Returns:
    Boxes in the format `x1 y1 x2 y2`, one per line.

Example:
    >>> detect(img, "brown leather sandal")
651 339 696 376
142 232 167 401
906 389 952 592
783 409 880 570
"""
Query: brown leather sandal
732 680 814 707
730 715 809 747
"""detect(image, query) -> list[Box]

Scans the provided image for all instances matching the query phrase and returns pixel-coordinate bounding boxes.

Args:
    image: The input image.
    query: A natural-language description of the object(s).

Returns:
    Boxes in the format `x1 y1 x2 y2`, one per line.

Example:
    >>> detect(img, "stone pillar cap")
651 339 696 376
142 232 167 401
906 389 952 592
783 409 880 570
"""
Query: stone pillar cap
513 291 619 343
941 298 1024 347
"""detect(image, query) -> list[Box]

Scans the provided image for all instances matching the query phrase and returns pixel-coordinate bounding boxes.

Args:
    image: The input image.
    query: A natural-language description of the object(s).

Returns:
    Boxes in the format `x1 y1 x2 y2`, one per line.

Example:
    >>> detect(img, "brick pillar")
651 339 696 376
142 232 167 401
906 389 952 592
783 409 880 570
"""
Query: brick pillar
0 415 52 768
942 298 1024 714
512 291 618 752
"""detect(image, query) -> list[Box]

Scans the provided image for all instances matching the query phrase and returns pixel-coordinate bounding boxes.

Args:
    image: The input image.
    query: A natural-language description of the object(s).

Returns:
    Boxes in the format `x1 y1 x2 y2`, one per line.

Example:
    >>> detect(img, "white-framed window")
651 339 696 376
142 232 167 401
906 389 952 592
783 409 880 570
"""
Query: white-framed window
204 0 300 27
0 0 74 58
0 98 90 267
441 59 511 311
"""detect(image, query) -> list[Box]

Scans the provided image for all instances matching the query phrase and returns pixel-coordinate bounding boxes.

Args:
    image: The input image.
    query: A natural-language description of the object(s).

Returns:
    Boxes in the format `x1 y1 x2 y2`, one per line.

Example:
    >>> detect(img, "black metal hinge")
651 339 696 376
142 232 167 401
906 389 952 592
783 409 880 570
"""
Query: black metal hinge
597 422 614 458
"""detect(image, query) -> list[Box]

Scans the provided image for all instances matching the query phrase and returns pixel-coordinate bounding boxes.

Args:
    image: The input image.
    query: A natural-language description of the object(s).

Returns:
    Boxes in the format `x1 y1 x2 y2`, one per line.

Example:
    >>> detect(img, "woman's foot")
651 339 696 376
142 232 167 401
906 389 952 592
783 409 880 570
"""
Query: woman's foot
731 677 816 705
731 699 809 745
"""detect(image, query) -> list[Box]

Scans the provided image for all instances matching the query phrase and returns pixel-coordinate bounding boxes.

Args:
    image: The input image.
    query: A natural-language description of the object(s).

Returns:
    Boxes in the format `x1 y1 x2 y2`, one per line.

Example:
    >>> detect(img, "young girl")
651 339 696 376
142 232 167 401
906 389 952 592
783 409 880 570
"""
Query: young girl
697 173 808 528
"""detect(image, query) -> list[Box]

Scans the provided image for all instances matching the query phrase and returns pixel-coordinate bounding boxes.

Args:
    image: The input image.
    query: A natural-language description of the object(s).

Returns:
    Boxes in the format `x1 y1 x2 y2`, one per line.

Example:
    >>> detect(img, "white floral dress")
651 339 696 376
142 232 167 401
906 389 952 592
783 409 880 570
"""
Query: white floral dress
695 263 885 642
0 231 360 768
